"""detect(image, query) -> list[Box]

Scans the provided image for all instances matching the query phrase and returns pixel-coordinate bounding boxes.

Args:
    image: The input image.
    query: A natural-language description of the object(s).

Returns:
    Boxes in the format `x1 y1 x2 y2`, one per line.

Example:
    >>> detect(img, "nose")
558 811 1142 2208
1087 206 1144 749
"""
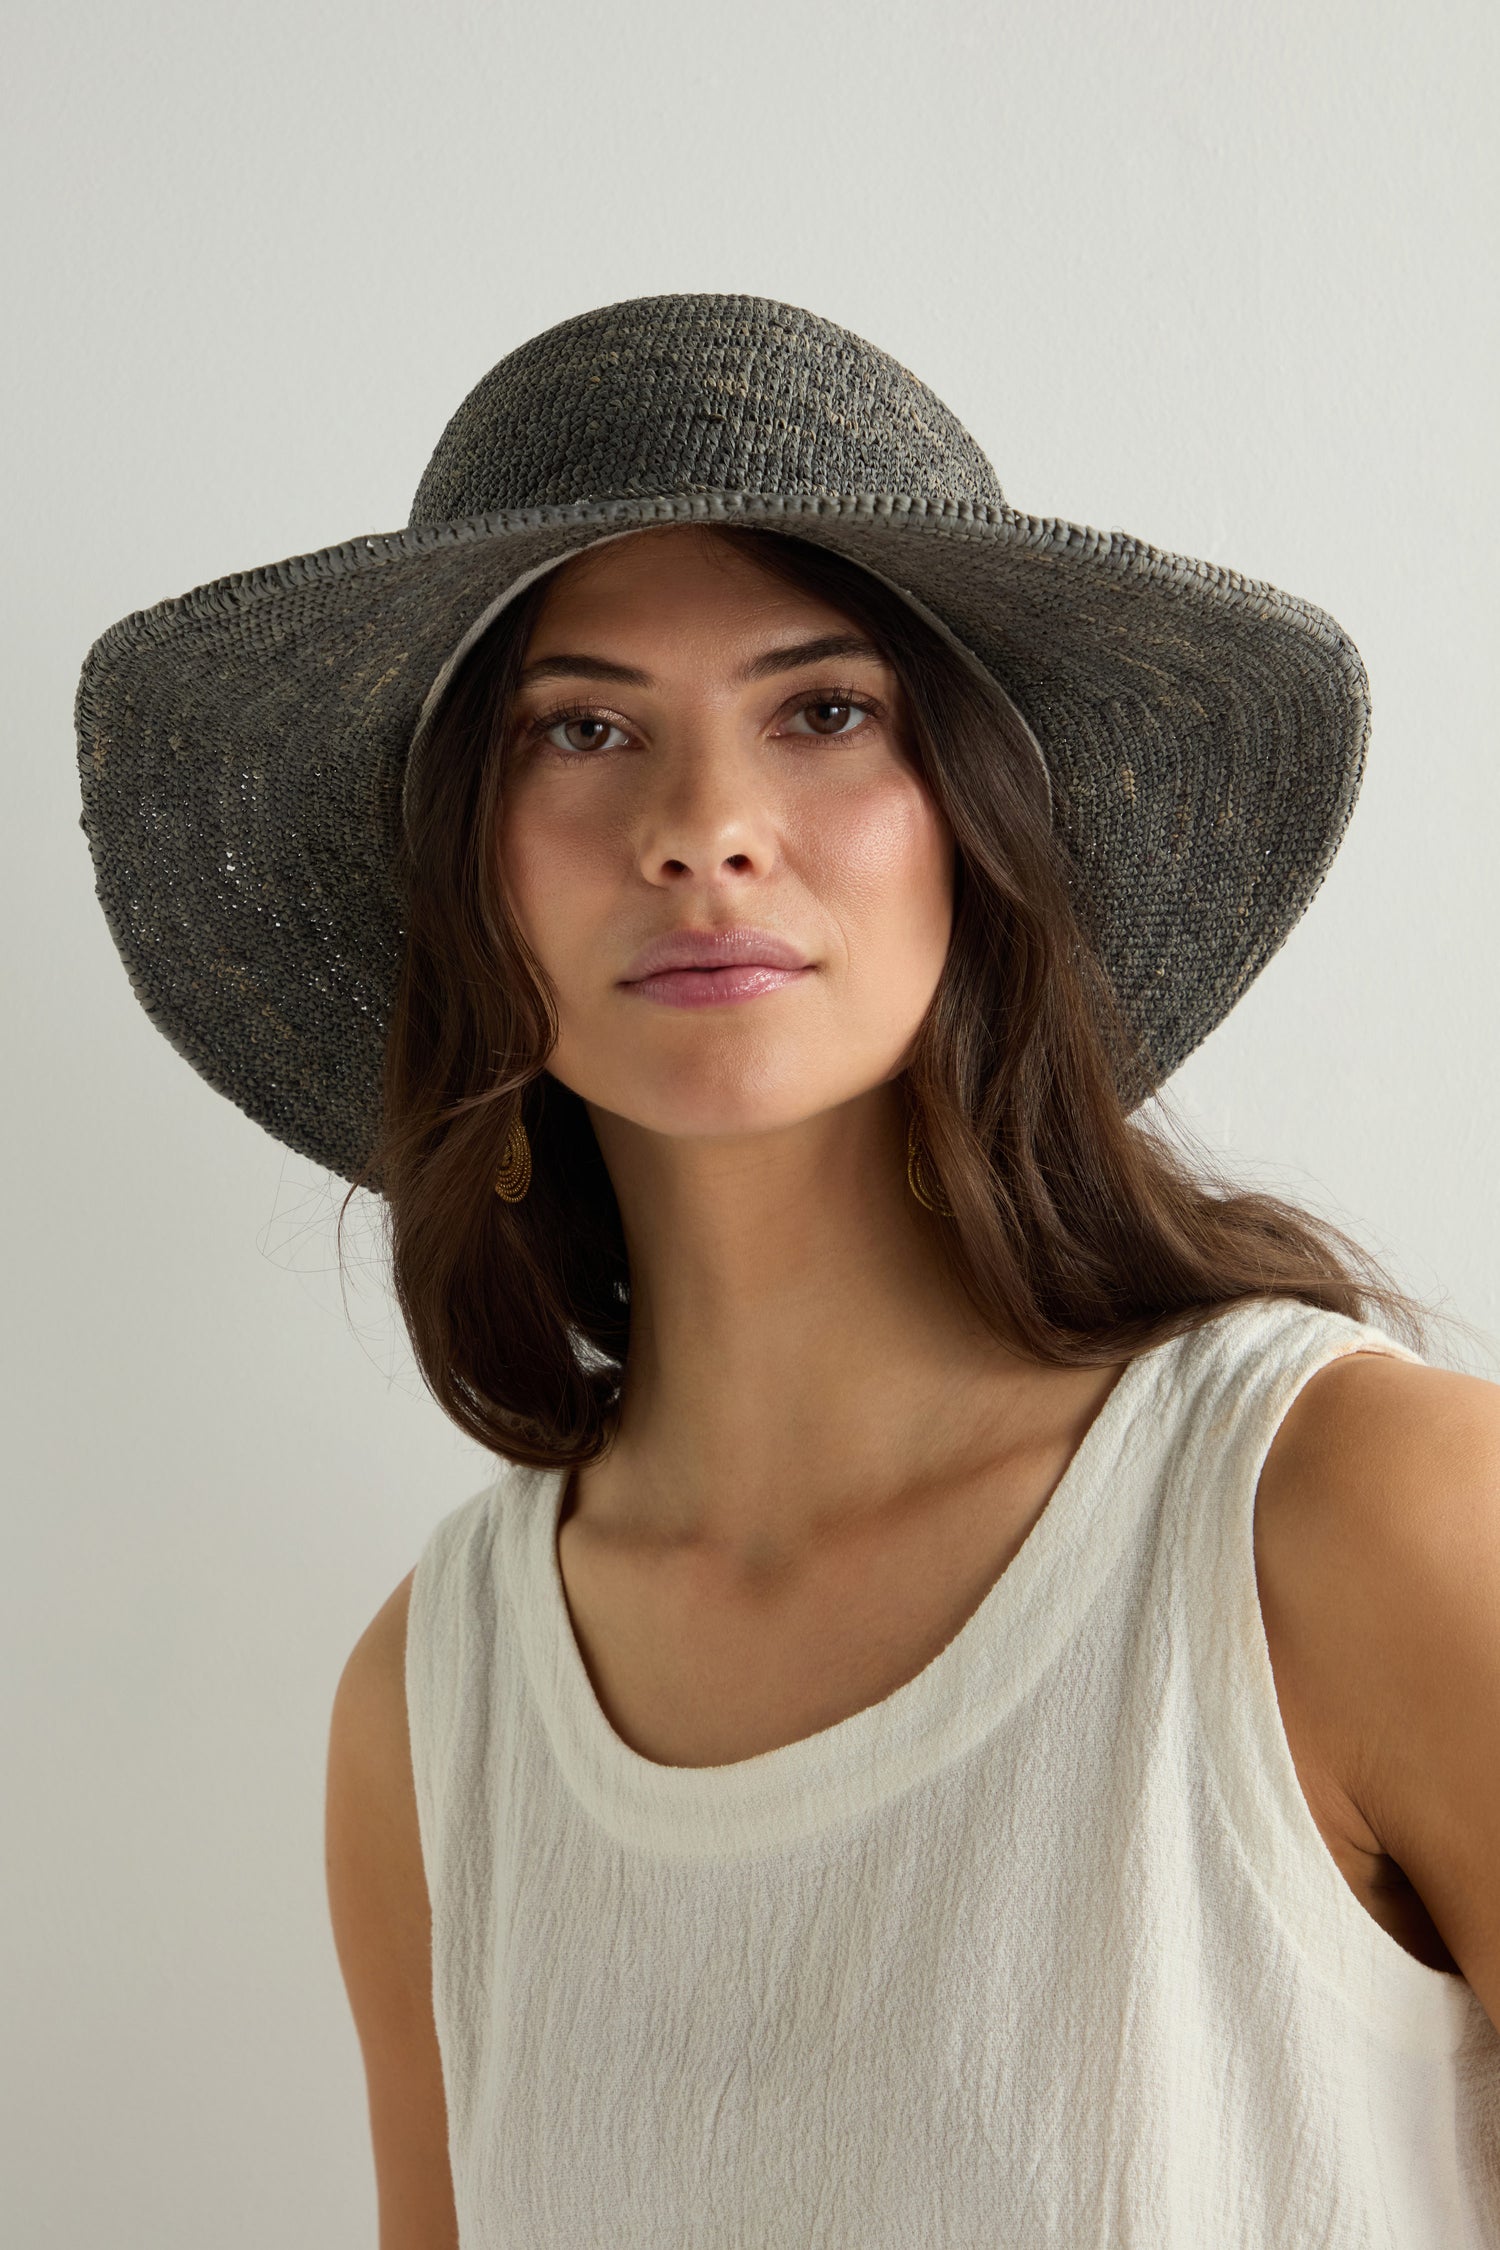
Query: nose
635 737 777 888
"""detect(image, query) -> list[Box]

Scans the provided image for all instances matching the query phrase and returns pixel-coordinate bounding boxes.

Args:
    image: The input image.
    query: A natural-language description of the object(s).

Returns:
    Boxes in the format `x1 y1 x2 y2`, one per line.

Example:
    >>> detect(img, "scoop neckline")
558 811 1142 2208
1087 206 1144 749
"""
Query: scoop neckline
502 1330 1183 1859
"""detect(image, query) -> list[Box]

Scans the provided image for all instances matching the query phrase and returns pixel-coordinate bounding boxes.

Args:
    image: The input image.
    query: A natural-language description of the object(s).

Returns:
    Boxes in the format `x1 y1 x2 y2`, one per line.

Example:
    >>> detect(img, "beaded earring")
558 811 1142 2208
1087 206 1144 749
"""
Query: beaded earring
905 1112 953 1218
493 1110 532 1203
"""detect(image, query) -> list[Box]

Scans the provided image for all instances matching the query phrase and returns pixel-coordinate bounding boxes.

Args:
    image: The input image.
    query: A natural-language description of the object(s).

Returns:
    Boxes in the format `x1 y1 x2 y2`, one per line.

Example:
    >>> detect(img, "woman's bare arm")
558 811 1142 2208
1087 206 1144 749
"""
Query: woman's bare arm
325 1571 459 2249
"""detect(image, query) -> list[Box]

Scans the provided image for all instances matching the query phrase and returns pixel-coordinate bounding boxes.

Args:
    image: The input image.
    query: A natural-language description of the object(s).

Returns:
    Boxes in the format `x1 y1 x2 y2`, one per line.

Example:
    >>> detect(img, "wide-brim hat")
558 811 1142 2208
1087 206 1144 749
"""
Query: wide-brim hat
75 292 1369 1185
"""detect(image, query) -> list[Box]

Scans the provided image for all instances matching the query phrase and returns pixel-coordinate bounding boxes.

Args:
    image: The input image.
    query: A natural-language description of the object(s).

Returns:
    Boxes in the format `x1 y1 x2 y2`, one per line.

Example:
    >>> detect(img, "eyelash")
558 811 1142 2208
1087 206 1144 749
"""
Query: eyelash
522 685 884 756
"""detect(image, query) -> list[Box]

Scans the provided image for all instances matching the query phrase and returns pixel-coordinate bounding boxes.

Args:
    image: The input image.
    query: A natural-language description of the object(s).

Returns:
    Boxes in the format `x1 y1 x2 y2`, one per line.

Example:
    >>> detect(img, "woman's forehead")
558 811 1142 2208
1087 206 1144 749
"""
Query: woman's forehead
523 525 875 652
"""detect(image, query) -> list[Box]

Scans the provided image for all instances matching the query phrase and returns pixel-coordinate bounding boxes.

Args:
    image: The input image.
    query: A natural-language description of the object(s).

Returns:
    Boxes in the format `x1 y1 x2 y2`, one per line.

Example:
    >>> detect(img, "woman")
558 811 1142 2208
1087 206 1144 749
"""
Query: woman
76 295 1500 2245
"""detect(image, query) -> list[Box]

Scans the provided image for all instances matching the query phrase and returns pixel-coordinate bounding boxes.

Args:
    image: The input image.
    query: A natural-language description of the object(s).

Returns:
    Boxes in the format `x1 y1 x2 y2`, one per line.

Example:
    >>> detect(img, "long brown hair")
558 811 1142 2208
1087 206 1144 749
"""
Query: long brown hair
351 523 1422 1467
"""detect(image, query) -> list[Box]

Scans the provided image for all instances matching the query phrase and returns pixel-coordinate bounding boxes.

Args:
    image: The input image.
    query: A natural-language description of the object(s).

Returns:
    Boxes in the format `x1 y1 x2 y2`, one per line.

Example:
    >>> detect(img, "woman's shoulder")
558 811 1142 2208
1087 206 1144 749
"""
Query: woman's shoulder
1260 1338 1500 1530
1254 1340 1500 2022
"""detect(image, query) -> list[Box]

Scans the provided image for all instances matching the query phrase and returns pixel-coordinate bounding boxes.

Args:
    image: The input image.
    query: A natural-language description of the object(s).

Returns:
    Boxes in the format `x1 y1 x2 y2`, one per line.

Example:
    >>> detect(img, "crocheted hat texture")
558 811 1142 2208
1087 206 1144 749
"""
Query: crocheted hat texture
75 293 1369 1183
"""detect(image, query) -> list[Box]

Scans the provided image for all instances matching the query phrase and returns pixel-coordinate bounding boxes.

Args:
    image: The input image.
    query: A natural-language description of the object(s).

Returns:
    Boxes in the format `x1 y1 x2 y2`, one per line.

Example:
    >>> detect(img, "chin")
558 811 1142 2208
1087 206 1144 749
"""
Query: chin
573 1048 859 1143
617 1087 836 1143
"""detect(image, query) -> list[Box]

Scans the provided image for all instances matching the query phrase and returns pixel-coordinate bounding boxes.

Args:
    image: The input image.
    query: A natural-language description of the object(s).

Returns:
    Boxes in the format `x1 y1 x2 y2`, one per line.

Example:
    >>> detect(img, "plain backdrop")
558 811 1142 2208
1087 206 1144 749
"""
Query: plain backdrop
3 0 1496 2241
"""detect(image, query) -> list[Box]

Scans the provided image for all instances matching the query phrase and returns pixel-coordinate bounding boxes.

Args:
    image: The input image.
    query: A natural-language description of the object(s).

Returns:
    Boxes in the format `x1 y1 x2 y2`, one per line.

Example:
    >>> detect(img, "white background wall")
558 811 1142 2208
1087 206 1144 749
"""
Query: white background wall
3 1 1495 2240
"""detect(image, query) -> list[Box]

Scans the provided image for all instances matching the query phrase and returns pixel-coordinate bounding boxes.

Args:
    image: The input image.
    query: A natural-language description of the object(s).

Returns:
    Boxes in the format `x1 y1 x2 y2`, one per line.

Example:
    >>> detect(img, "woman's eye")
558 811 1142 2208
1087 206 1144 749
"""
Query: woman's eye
542 715 629 754
785 698 873 738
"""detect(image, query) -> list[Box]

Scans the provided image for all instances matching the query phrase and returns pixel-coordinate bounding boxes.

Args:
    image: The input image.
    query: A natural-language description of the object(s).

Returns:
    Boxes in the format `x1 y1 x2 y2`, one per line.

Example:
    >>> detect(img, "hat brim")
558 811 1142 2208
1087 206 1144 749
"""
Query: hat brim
75 491 1368 1182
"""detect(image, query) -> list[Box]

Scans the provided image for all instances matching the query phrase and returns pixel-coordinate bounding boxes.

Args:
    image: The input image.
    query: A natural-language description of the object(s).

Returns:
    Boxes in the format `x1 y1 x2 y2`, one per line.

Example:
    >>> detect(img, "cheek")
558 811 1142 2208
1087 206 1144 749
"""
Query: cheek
801 767 954 981
498 792 615 972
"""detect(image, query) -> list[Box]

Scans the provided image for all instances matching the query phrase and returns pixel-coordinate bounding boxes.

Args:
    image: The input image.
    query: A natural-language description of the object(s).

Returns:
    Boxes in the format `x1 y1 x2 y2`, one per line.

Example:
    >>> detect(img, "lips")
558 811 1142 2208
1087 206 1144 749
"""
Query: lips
619 926 811 982
618 925 814 1010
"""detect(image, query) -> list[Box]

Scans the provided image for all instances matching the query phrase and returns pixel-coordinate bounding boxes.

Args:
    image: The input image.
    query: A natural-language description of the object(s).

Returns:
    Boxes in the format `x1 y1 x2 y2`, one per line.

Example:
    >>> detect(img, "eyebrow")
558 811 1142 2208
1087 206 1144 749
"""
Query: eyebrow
515 632 886 689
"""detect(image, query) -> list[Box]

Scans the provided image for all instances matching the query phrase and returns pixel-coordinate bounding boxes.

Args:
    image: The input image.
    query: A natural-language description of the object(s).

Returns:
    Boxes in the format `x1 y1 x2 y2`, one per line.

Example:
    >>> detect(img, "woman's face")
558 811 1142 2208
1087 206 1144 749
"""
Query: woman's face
498 526 955 1140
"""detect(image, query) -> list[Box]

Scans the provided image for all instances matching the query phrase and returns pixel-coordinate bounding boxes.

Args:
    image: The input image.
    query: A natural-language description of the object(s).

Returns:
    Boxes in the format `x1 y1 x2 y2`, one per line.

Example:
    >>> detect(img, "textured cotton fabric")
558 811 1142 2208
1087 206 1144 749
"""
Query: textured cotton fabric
405 1296 1500 2247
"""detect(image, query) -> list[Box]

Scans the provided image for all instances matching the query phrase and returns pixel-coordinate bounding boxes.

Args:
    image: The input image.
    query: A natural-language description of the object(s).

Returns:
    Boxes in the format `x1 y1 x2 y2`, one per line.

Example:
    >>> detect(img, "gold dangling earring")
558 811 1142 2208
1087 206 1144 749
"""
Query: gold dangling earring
493 1108 533 1203
906 1111 953 1218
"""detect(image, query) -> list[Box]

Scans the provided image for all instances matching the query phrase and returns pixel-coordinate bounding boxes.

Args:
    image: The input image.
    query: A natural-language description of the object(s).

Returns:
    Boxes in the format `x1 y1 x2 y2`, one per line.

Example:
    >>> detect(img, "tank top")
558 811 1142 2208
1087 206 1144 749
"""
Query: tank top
404 1295 1500 2247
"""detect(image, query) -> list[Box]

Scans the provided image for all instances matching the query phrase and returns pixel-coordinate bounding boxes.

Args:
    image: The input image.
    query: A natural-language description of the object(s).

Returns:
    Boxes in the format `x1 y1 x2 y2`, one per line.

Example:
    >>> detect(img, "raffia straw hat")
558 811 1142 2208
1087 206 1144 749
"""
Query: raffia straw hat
74 292 1369 1184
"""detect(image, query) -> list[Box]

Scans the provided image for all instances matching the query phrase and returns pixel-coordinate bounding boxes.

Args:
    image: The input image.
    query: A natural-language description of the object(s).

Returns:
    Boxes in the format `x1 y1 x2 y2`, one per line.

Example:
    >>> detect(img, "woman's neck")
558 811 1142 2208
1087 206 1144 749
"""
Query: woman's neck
580 1085 1053 1565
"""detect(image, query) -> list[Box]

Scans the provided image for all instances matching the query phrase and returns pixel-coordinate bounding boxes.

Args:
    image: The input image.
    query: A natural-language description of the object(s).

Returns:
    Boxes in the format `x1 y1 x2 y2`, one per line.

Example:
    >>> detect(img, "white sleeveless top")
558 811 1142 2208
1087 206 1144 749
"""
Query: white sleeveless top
405 1296 1500 2247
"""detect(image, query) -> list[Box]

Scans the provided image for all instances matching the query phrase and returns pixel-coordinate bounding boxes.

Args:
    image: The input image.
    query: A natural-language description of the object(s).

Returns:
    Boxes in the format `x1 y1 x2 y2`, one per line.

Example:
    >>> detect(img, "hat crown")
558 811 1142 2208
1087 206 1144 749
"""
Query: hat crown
408 293 1006 524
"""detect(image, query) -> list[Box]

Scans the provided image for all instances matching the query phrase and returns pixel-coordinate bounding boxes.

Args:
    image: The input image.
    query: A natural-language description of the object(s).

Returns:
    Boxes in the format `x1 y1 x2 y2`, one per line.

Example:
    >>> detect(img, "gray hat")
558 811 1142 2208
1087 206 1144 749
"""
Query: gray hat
74 292 1369 1184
